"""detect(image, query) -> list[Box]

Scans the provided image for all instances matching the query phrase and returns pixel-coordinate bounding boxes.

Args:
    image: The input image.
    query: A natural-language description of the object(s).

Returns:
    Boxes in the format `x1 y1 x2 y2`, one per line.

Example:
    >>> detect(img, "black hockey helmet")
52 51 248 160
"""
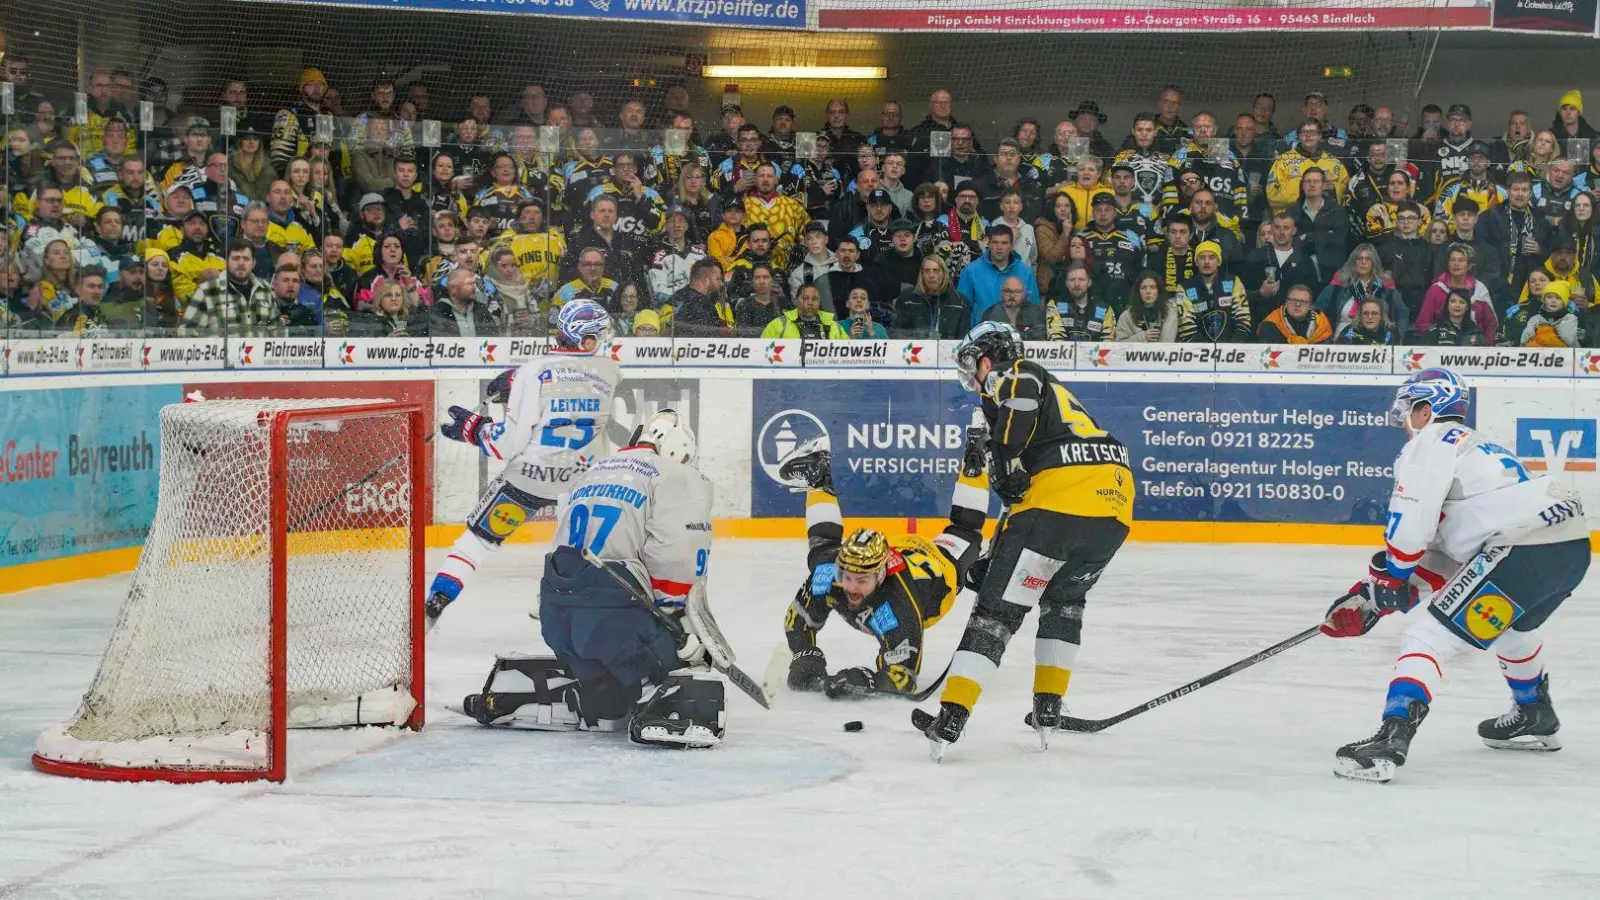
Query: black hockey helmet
954 322 1025 392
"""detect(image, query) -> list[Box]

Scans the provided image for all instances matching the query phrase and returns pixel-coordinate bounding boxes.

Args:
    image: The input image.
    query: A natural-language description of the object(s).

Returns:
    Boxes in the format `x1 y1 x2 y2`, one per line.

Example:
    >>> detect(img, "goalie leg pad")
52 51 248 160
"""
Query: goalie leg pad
463 655 627 731
466 475 553 546
629 671 727 749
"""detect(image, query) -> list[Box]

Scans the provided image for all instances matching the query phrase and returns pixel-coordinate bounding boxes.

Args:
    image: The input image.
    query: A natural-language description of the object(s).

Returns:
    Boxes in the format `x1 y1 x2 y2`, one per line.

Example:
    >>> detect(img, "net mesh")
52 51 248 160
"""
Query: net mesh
61 399 417 751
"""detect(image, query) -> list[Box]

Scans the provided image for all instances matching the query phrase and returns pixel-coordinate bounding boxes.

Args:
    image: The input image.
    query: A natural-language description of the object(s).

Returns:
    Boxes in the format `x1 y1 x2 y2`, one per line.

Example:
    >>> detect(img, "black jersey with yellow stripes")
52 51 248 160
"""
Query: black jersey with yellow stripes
785 535 962 691
984 359 1134 523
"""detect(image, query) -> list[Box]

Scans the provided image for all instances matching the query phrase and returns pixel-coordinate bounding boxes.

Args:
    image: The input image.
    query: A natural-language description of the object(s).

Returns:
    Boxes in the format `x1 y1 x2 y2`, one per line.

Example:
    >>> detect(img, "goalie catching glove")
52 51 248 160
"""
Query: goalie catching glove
1321 551 1419 638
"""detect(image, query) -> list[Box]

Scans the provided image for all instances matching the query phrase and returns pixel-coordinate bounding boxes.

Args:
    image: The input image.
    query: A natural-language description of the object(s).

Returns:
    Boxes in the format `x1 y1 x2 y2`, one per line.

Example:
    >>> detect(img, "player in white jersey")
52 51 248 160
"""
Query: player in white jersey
425 299 622 626
1321 368 1589 783
460 410 726 748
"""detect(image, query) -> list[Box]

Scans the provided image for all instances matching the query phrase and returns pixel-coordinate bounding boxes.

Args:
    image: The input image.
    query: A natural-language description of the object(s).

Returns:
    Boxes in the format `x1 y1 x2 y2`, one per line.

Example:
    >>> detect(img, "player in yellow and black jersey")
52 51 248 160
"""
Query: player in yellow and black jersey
919 321 1135 760
781 425 989 700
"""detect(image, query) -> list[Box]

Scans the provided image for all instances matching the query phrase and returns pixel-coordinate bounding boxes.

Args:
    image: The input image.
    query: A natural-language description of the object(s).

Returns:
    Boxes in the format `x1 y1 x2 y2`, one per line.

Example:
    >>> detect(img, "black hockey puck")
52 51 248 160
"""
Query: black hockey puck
843 720 864 732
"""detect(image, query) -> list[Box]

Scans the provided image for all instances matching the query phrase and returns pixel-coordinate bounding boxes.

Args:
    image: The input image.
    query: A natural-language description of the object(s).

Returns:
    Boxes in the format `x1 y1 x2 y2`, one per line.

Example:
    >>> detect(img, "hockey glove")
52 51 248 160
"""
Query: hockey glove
441 405 492 448
963 555 991 593
1321 588 1380 638
486 368 516 405
823 666 878 699
990 457 1031 506
676 632 708 668
788 648 828 692
961 421 990 478
1366 550 1419 613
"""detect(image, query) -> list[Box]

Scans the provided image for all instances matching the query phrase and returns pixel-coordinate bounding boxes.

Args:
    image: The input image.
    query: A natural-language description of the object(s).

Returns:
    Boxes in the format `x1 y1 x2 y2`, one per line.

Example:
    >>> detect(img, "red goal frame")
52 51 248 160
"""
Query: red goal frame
32 401 428 784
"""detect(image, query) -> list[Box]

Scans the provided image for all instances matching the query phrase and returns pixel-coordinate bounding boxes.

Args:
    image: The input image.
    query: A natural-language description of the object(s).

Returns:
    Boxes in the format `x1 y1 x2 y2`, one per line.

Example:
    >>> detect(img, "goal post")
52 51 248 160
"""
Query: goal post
33 399 428 784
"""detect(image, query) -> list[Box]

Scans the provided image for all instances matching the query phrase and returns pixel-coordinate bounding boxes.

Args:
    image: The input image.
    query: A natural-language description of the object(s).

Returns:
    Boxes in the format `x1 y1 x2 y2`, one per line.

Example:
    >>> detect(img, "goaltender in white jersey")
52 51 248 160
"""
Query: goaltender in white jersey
1321 367 1589 783
426 299 622 624
461 409 728 748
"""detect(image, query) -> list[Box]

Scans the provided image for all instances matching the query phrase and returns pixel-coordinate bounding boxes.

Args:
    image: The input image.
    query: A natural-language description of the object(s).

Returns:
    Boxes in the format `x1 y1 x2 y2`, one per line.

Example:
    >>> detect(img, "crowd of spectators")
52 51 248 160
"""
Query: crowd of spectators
4 59 1600 349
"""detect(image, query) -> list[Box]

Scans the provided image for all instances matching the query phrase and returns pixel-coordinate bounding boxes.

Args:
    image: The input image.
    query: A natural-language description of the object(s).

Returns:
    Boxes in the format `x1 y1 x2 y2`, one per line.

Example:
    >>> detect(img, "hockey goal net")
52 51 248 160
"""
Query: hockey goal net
33 398 427 784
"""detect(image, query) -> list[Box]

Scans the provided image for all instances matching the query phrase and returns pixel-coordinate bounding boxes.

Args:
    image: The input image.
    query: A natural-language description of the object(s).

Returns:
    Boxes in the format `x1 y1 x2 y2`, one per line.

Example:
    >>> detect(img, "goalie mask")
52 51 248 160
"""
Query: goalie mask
636 408 697 464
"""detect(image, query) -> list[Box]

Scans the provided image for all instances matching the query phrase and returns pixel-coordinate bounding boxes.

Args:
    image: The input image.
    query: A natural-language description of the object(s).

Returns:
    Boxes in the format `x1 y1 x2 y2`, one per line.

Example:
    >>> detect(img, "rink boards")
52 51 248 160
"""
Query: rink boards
5 340 1600 592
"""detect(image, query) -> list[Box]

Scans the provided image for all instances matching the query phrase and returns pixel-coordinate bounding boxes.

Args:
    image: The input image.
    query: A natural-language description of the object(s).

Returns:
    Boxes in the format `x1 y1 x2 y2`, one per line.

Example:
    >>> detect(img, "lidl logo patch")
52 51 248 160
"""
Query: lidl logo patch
486 501 527 537
1453 583 1522 646
1515 417 1596 472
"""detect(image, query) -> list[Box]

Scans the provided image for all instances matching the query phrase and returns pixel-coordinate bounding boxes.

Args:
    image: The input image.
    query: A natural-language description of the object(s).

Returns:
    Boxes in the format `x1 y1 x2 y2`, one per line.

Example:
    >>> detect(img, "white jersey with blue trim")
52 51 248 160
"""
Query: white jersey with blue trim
482 350 623 497
555 446 715 610
1385 420 1586 575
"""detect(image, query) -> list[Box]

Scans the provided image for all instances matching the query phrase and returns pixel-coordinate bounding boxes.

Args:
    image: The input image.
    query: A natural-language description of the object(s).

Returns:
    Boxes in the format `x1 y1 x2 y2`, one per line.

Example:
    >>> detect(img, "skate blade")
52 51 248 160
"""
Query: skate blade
928 737 948 763
638 725 721 748
1483 734 1562 752
1036 726 1050 751
1333 756 1396 783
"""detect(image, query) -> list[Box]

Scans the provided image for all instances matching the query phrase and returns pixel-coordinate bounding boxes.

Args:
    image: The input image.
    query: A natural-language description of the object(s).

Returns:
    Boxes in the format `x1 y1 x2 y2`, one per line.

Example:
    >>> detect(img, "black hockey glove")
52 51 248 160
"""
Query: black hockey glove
963 555 991 593
962 420 990 478
788 648 828 692
990 457 1031 506
486 368 516 405
823 666 878 699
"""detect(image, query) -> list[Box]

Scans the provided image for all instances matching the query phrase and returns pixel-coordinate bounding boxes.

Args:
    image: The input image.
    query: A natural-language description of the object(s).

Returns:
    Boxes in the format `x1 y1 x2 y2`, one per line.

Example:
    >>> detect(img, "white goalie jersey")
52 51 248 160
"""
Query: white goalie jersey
481 351 623 497
555 446 716 610
1385 420 1587 576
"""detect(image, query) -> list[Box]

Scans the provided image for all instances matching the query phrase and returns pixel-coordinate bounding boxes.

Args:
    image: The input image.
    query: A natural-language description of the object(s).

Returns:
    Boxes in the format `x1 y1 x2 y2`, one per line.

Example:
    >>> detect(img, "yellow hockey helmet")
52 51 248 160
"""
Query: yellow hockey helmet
837 528 890 575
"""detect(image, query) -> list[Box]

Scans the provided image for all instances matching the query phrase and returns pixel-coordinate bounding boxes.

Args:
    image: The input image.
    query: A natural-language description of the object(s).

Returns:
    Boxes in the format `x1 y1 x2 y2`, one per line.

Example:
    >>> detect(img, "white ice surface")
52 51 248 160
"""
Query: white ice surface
4 541 1600 900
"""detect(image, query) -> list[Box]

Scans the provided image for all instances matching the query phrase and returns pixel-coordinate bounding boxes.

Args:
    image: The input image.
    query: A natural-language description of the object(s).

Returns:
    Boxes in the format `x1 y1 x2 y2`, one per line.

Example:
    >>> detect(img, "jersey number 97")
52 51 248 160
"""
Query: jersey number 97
566 501 621 553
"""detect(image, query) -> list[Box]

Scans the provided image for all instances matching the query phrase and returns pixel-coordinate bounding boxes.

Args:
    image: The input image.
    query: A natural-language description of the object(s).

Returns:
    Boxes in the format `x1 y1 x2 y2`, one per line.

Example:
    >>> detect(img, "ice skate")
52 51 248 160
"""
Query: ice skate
1334 701 1428 784
776 435 832 491
920 701 969 763
1480 677 1561 751
1023 693 1062 749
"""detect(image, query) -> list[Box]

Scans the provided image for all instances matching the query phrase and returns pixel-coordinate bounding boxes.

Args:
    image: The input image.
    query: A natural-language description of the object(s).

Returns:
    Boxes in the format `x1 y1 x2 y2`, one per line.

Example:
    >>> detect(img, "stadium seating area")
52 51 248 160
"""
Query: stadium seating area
4 56 1598 348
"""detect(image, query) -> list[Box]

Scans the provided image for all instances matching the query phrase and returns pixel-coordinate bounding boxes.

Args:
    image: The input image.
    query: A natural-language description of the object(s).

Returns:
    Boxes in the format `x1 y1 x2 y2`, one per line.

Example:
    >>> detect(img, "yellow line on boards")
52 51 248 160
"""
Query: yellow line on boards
8 524 1599 595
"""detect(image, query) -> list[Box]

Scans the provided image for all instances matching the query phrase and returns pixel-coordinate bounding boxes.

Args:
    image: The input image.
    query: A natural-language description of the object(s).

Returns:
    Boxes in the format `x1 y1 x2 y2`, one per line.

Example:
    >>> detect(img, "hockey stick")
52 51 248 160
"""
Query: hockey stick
581 549 777 709
1057 624 1323 733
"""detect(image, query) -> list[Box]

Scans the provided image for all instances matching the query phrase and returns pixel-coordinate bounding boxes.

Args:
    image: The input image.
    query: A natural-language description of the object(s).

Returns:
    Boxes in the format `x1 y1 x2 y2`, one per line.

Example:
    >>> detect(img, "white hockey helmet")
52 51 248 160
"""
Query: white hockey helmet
637 408 697 464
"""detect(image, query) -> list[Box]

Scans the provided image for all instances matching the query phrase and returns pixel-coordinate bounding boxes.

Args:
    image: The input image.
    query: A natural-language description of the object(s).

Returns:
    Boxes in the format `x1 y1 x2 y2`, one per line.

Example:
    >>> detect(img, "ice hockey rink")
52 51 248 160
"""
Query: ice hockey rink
4 540 1599 900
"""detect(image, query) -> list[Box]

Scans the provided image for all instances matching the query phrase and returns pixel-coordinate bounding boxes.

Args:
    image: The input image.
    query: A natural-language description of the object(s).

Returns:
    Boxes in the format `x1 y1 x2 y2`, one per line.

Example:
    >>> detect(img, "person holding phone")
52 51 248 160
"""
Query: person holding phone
844 286 887 339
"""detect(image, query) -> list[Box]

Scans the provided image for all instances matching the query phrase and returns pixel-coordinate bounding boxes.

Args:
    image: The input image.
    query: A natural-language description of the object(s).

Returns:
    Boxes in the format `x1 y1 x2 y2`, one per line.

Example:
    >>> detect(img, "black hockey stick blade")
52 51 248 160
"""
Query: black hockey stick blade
1060 624 1323 733
581 550 774 709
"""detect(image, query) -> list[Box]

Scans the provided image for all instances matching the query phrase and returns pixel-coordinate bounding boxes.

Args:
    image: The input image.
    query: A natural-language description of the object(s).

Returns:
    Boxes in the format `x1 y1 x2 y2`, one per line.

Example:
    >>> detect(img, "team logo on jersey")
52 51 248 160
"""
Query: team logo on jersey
1517 418 1597 472
1453 583 1522 645
478 341 498 364
1259 349 1283 369
486 501 527 538
755 408 828 485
